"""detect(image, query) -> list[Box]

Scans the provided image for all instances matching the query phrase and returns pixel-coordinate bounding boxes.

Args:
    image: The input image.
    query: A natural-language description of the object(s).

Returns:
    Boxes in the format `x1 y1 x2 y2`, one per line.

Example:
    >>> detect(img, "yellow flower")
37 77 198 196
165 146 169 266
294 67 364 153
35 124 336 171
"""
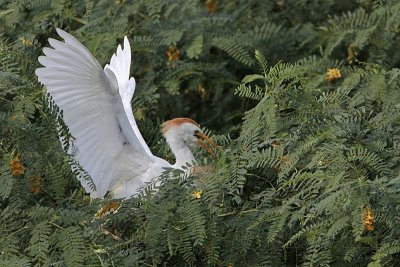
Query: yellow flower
166 46 180 62
20 36 33 46
10 155 25 176
95 202 121 219
325 68 341 81
205 0 219 13
198 83 206 98
28 175 43 194
363 207 374 232
191 190 202 199
347 44 358 63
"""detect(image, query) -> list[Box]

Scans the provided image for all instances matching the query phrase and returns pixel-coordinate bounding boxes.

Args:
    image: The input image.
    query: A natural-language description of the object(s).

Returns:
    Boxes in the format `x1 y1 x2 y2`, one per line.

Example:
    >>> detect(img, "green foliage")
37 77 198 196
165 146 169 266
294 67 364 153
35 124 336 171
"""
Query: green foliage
1 0 400 266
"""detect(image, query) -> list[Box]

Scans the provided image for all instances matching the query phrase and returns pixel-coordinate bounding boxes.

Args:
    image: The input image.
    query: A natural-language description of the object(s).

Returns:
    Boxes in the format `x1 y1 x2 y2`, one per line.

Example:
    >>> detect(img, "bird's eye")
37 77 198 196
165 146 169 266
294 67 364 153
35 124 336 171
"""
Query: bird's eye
193 130 201 138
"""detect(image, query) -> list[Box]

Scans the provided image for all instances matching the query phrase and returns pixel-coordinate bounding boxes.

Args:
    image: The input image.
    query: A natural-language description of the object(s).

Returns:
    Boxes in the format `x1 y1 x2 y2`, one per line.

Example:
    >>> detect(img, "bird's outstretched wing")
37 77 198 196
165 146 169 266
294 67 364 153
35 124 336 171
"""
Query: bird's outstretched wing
104 36 154 159
36 28 162 198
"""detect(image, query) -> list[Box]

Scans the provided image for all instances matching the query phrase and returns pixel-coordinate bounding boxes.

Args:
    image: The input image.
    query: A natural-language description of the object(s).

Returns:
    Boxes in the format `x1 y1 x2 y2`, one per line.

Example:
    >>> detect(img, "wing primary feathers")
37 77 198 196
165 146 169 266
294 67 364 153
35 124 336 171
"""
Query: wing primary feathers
36 28 168 198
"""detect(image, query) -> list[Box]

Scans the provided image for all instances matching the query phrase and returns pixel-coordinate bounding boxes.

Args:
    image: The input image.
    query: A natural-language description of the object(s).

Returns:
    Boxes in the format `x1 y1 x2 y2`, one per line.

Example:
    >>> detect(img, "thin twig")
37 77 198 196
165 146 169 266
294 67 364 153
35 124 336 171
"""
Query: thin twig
39 186 58 203
218 208 259 217
0 226 29 244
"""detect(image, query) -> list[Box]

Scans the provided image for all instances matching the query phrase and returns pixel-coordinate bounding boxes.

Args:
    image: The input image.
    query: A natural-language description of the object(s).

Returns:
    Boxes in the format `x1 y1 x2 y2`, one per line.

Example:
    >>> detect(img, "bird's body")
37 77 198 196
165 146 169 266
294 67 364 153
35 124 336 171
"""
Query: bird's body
36 29 216 198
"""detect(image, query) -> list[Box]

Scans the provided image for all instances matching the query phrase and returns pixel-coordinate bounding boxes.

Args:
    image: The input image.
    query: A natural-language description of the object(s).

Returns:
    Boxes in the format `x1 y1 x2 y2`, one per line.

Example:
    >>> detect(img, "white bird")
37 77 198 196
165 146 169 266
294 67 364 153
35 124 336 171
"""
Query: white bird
36 29 217 198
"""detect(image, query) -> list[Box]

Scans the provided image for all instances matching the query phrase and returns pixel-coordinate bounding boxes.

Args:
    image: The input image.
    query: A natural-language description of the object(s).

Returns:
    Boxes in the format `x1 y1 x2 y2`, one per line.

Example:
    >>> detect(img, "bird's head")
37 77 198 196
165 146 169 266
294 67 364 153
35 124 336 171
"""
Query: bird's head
162 118 218 156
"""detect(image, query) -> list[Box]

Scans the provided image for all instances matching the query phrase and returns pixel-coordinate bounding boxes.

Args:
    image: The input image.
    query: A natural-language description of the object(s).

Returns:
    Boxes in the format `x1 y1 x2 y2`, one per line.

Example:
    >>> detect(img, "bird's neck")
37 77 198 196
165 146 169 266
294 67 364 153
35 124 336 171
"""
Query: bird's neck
165 135 196 168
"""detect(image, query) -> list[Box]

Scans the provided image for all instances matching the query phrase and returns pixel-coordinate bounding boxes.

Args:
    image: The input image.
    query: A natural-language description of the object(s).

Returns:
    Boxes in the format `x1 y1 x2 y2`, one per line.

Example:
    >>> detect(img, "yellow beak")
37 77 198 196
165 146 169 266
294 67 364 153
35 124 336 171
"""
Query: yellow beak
194 131 220 157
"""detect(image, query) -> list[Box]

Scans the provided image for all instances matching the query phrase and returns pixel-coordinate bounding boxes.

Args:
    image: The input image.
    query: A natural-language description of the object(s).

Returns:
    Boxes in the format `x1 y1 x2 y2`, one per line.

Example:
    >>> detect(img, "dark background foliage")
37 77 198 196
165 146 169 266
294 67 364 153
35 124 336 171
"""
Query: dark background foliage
1 0 400 266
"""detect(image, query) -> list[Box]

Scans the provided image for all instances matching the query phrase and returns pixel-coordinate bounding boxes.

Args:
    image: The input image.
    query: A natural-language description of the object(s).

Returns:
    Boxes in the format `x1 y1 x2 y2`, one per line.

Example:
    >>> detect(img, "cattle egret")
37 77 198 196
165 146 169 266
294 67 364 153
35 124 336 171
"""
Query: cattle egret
36 29 217 198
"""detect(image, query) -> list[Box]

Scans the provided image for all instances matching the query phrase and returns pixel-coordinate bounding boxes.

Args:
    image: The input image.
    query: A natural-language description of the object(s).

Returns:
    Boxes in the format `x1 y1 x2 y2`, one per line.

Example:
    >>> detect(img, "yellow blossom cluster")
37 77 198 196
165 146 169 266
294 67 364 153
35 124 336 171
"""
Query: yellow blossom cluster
363 207 374 232
20 36 33 46
10 155 25 176
325 68 341 81
95 202 121 219
28 175 43 194
191 190 202 199
166 46 180 62
205 0 219 13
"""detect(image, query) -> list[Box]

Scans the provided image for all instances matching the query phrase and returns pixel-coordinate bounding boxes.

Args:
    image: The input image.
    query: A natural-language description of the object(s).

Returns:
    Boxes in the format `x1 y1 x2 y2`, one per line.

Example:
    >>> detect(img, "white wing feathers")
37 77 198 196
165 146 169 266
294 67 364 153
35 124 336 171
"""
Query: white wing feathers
36 28 159 198
105 36 131 87
104 37 154 159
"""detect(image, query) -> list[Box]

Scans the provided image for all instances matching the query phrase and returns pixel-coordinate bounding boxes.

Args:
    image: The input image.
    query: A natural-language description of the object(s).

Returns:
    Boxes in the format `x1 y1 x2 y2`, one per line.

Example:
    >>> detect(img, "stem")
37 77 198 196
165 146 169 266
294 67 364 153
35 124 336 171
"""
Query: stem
218 208 259 217
39 186 58 203
49 221 64 230
0 226 29 244
71 16 87 25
